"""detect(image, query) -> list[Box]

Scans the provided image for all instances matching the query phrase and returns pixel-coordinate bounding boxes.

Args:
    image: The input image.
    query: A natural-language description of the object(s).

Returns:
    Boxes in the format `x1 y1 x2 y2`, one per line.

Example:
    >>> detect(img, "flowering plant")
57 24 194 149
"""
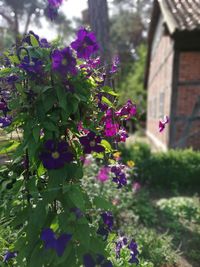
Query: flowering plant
0 28 137 266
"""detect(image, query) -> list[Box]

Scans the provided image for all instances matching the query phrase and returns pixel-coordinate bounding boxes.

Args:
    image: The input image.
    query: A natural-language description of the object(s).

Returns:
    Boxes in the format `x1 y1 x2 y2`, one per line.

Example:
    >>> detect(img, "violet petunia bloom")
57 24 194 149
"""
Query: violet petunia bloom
128 239 139 264
115 100 137 120
97 167 110 182
79 131 105 154
83 253 113 267
41 228 72 257
159 115 169 132
0 116 12 128
19 56 43 76
101 212 113 231
52 47 77 76
97 211 113 240
3 251 17 263
115 236 139 264
39 140 74 170
6 75 18 84
111 165 127 189
71 28 99 59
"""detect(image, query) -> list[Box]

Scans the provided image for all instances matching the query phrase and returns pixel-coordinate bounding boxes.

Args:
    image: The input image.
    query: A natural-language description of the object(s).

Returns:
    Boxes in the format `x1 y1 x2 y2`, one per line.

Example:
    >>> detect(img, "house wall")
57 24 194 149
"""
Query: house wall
173 52 200 149
146 21 174 151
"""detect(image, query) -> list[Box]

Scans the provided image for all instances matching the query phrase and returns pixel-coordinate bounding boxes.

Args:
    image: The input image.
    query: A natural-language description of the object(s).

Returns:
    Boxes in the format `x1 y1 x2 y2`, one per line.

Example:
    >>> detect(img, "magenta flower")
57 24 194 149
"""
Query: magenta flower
71 28 99 59
79 131 105 154
77 121 89 134
115 100 136 120
52 47 77 76
132 182 141 192
104 119 119 137
159 115 169 132
97 167 110 182
41 228 72 257
40 140 74 169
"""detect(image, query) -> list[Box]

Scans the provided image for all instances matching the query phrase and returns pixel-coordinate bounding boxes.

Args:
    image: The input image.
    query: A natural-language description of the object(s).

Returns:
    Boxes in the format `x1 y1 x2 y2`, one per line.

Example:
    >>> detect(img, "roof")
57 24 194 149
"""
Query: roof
144 0 200 88
159 0 200 34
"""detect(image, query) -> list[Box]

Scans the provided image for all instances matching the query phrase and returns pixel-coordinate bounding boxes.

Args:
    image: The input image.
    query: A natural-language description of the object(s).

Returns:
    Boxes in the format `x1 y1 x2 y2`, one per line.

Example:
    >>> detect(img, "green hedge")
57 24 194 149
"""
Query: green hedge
120 143 200 188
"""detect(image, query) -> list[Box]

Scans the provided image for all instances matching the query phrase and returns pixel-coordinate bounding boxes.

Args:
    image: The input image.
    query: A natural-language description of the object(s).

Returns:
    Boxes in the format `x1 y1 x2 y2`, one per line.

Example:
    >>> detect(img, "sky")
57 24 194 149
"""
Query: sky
32 0 88 40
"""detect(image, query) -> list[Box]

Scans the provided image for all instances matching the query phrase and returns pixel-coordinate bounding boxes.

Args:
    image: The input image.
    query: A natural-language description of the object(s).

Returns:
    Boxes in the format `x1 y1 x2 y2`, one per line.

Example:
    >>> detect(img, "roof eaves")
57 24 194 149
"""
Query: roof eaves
158 0 178 34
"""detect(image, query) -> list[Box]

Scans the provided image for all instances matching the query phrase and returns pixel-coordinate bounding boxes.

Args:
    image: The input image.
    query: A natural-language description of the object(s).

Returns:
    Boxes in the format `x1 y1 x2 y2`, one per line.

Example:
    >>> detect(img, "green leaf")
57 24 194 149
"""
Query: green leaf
33 126 40 142
8 55 20 64
64 185 85 210
42 93 55 112
56 87 68 112
43 120 58 132
101 86 119 96
75 223 90 250
101 96 113 107
93 196 113 209
101 139 113 152
30 34 40 47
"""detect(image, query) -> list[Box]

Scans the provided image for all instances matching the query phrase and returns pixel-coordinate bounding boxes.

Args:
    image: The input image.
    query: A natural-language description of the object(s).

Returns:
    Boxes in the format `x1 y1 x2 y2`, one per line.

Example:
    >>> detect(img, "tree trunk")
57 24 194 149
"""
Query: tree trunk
88 0 110 64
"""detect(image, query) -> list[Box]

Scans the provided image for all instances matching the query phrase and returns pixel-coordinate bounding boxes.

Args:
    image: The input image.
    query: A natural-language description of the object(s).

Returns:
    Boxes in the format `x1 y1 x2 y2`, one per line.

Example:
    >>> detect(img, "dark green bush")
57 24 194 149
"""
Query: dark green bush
120 143 200 189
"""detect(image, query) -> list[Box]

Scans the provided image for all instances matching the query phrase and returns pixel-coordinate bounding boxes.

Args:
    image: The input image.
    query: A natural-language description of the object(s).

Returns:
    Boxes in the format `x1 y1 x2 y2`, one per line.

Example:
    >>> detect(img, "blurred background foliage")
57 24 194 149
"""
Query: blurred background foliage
0 0 153 126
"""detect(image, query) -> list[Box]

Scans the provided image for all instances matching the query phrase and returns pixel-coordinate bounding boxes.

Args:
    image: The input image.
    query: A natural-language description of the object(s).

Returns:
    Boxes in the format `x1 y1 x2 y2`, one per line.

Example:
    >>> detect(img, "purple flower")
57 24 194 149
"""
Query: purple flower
40 140 74 170
0 116 12 128
115 236 139 264
3 251 17 263
6 75 18 84
115 100 136 120
128 239 139 264
0 99 7 111
79 131 105 154
48 0 63 8
71 28 99 59
111 165 127 188
110 56 120 74
159 115 169 132
104 119 119 137
97 167 110 182
40 38 51 48
101 212 113 230
97 94 108 112
19 56 43 76
116 128 128 143
97 212 113 240
41 228 72 257
83 254 113 267
52 47 77 76
46 4 58 20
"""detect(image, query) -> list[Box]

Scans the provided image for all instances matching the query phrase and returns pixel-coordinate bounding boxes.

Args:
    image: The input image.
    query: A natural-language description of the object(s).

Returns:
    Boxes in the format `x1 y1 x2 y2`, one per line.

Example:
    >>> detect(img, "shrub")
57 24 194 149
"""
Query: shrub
120 143 200 189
